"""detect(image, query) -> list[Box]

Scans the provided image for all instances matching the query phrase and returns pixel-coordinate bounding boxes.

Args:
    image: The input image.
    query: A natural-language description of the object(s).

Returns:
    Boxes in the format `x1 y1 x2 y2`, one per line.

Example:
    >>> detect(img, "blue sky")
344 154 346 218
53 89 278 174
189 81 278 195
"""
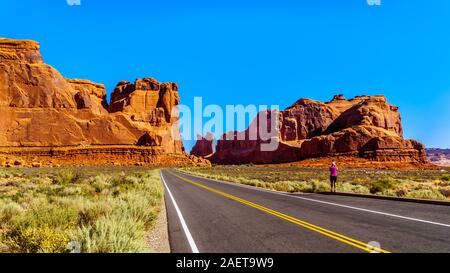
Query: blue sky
1 0 449 150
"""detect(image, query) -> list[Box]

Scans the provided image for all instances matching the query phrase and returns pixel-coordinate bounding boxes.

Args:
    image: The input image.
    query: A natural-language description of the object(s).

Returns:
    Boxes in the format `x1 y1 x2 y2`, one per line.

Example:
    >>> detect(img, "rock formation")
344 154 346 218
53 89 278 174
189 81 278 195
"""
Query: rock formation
0 38 207 166
200 95 427 165
190 132 214 157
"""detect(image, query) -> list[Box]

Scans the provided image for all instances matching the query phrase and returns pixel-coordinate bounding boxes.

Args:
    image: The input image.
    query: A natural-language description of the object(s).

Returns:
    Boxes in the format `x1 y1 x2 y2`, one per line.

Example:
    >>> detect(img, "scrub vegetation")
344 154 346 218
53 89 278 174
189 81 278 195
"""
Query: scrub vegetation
179 165 450 201
0 167 164 253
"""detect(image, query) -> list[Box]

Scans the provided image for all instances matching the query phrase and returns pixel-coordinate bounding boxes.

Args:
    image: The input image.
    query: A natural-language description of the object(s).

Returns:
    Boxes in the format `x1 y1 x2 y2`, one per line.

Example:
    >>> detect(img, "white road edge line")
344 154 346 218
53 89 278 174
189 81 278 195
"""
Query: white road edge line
161 171 200 253
176 170 450 228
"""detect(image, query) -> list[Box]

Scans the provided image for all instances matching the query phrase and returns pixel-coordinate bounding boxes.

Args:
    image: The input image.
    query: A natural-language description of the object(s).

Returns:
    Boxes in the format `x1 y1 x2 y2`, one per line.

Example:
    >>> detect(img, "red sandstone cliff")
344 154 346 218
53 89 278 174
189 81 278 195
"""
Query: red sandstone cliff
192 95 427 165
0 38 208 166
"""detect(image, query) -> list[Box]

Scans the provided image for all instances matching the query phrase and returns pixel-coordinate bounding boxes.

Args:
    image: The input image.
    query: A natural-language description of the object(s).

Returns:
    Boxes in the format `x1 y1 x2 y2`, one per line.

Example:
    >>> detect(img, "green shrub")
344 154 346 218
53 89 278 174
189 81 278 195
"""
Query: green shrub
0 202 24 227
77 199 112 226
89 174 111 193
406 189 447 200
311 180 329 193
74 215 149 253
12 204 78 230
54 170 81 185
338 183 370 194
440 174 450 182
370 177 399 194
119 194 158 228
272 181 296 192
0 169 11 179
110 175 142 196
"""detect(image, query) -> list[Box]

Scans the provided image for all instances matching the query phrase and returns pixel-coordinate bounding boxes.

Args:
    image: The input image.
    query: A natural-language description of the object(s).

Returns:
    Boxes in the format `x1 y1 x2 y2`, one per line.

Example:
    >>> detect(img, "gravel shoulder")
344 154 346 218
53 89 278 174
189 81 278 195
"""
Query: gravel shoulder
147 196 170 253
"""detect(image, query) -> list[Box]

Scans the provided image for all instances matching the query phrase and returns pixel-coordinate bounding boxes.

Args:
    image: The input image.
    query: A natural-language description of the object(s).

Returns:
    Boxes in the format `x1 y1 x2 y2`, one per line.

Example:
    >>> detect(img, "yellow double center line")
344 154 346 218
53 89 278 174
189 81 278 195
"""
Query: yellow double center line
167 170 391 253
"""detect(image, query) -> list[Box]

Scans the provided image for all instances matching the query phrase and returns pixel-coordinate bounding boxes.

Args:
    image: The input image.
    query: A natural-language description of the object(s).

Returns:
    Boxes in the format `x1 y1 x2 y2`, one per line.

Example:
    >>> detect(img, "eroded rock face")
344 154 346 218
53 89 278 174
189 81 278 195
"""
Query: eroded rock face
109 78 180 124
190 132 214 157
0 38 183 157
210 95 427 164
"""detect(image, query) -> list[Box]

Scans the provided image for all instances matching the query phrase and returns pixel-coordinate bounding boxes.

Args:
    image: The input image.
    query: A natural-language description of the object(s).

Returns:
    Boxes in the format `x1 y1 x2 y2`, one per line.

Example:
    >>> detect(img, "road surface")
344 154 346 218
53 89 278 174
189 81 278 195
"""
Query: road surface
161 169 450 253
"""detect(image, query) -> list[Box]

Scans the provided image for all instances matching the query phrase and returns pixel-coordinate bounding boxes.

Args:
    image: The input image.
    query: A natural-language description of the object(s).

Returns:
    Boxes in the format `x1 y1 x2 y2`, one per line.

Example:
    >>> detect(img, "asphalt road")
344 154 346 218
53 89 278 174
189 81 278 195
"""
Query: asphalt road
161 169 450 253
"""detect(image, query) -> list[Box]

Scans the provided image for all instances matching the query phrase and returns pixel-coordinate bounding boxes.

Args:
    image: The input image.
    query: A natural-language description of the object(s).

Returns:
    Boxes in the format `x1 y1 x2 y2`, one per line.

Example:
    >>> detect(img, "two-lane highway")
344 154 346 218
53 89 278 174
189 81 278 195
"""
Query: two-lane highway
161 169 450 253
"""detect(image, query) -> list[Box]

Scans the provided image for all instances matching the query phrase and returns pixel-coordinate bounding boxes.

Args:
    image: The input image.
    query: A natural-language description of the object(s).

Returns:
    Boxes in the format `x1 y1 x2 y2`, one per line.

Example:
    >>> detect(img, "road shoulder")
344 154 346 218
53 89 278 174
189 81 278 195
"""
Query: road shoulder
147 191 171 253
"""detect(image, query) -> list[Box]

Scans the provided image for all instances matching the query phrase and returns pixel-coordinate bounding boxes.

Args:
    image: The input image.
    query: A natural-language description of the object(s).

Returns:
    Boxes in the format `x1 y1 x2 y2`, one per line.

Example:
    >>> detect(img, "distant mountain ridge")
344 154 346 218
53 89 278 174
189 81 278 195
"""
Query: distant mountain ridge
426 148 450 167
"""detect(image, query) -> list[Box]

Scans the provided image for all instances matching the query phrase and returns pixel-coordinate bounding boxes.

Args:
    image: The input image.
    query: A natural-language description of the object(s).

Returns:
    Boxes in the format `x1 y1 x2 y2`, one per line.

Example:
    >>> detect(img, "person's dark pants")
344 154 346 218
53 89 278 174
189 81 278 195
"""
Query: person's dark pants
330 176 337 192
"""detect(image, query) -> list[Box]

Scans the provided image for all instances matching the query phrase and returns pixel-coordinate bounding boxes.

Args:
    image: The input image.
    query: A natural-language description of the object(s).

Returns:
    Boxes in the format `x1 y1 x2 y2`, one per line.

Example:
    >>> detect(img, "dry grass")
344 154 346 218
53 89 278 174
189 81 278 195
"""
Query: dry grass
179 165 450 201
0 167 164 253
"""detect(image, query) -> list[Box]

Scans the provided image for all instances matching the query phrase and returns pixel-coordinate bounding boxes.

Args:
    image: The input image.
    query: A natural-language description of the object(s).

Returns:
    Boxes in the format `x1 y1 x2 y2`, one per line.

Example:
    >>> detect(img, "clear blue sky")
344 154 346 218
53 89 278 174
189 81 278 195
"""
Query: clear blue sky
1 0 449 151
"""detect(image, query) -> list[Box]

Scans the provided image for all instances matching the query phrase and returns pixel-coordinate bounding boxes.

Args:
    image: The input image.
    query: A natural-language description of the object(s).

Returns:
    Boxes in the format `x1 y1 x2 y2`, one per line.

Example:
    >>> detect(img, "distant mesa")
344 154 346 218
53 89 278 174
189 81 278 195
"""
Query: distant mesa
192 94 429 167
0 38 208 167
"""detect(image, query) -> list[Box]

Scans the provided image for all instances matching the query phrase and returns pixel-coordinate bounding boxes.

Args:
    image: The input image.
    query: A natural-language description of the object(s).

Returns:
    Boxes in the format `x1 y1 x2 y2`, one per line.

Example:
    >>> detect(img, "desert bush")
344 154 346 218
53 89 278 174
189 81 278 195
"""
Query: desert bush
380 189 397 197
311 180 330 193
338 183 370 194
140 173 164 197
0 202 23 227
61 186 83 196
369 177 399 194
110 174 142 196
0 169 11 179
73 215 149 253
77 199 113 226
30 176 53 185
5 226 70 253
272 181 296 192
291 182 314 193
395 189 407 197
1 168 163 253
12 203 78 230
440 174 450 182
89 174 111 193
405 189 447 200
439 188 450 198
38 184 82 197
54 170 81 185
117 192 159 227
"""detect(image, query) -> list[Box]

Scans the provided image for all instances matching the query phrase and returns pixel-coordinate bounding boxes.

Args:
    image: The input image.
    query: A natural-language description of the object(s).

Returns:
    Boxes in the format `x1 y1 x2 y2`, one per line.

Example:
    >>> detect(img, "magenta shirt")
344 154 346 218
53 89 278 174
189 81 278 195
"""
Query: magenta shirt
329 166 338 177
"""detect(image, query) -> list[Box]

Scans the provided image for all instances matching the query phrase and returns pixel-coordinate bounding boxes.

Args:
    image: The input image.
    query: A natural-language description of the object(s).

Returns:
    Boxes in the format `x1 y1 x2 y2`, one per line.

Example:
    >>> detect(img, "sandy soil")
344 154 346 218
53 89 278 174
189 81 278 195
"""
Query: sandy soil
147 197 170 253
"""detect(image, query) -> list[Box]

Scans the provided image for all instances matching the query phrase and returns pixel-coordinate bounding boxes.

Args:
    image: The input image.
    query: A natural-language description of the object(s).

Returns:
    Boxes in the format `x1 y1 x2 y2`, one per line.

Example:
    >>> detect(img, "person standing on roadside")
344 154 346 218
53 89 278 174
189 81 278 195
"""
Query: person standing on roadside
329 162 338 193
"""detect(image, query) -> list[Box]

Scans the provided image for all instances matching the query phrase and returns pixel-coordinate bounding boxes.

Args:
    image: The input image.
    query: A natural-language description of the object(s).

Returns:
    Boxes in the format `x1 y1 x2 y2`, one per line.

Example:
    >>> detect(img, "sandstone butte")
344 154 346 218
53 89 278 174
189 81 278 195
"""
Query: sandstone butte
190 132 215 158
0 38 209 167
191 94 431 169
